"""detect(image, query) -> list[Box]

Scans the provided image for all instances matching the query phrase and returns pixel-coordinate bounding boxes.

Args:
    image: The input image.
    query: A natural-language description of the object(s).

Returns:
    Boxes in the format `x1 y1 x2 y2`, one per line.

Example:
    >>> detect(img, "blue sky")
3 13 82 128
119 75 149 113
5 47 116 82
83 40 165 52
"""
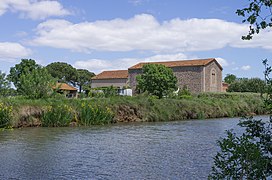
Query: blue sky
0 0 271 78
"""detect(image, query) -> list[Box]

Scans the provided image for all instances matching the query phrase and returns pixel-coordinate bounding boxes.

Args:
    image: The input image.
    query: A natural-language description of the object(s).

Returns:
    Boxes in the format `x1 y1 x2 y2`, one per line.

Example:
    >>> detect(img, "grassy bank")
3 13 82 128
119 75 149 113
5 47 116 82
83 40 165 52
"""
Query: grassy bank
0 92 267 128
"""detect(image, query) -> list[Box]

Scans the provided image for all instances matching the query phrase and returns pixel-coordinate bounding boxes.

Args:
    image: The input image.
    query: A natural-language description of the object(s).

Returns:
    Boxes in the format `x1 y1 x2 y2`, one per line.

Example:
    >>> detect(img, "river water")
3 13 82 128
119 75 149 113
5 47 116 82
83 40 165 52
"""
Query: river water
0 116 268 179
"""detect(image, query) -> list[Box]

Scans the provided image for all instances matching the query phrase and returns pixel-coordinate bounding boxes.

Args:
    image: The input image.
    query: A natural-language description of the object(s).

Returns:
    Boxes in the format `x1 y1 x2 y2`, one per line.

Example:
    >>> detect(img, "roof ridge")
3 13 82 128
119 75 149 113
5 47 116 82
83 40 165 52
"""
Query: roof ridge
138 58 214 64
92 69 128 80
128 58 216 69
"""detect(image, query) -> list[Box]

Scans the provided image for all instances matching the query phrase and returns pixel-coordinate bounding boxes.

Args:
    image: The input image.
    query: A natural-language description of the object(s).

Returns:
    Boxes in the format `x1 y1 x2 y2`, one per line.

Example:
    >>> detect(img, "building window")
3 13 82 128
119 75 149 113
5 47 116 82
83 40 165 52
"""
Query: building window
211 69 216 85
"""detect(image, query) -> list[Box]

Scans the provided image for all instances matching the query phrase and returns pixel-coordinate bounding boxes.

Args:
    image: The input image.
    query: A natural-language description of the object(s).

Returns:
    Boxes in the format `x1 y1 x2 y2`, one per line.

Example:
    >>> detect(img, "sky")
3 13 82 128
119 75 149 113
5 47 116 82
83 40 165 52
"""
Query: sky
0 0 271 78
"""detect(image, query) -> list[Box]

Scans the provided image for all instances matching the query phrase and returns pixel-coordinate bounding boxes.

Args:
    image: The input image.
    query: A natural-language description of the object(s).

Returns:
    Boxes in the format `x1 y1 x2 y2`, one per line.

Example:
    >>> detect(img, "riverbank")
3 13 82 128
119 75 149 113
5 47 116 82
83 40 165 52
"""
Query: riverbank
0 92 267 128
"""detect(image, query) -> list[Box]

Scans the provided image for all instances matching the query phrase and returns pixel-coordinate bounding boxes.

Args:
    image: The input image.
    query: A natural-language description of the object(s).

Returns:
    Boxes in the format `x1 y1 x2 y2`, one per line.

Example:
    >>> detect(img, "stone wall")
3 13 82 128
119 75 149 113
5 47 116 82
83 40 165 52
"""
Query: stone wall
91 78 128 88
204 61 222 92
128 69 142 93
172 66 203 93
129 67 203 93
128 62 222 94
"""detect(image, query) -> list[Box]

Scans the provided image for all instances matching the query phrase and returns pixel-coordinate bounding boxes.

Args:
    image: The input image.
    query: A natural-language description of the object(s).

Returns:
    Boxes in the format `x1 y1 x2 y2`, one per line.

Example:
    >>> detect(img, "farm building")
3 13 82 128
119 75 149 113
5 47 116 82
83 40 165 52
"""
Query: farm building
91 70 128 88
91 58 223 94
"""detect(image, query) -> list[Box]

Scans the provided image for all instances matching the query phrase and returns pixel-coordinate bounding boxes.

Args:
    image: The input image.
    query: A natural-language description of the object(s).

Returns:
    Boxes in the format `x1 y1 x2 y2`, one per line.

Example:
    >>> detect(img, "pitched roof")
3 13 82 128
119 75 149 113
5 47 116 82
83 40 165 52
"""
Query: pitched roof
128 58 222 70
53 83 77 91
92 70 128 80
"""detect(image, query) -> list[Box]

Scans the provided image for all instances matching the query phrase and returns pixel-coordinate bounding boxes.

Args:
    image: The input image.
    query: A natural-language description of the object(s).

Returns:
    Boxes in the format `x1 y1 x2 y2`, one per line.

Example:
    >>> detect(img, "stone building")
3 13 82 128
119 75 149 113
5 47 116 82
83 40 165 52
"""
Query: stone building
91 58 223 93
128 58 222 93
91 70 128 88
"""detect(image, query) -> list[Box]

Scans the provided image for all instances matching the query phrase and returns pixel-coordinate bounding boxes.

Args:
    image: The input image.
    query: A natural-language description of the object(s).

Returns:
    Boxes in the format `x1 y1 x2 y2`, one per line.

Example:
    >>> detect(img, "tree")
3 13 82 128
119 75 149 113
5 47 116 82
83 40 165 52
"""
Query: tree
18 67 55 99
224 74 237 84
76 69 95 93
0 71 11 96
136 64 177 98
237 0 272 40
209 117 272 179
46 62 77 86
227 77 266 93
8 59 40 91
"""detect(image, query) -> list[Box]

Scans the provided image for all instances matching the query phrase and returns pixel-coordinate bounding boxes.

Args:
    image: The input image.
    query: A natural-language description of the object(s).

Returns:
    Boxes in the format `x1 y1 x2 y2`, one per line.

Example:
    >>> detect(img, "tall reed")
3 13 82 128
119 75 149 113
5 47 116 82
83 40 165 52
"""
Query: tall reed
41 104 74 127
0 102 12 128
78 102 114 126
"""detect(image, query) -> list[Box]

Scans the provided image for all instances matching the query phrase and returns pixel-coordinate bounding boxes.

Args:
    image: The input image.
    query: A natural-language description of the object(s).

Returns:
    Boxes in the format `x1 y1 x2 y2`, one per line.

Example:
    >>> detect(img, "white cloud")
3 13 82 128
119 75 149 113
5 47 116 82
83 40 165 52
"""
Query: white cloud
30 14 272 52
129 0 149 6
0 42 32 62
241 65 251 71
0 0 70 20
73 53 192 73
215 57 229 67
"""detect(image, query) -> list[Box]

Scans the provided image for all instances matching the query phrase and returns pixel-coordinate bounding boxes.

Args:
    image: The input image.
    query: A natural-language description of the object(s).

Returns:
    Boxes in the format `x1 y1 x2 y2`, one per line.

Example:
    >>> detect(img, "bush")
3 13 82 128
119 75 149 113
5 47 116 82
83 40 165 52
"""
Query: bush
0 102 12 128
19 67 55 99
41 104 74 127
78 102 114 125
88 90 105 98
136 64 177 98
178 85 192 99
228 78 266 93
209 117 272 179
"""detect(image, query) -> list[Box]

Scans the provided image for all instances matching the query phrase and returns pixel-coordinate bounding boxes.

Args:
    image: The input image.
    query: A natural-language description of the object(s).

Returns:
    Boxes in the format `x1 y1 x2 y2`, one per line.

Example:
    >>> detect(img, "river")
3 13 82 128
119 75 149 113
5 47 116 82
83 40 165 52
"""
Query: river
0 116 268 179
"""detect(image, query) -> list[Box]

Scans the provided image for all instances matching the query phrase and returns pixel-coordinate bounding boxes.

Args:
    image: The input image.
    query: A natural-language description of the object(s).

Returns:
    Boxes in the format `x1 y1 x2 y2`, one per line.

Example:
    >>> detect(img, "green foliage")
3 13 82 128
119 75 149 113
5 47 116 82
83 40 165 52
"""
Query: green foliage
8 59 40 91
89 86 118 98
263 59 272 113
41 104 74 127
209 117 272 179
224 74 237 84
0 92 266 127
88 90 105 98
0 102 12 128
136 64 177 98
103 86 118 97
236 0 272 40
227 77 266 93
178 85 192 99
76 69 95 93
18 67 55 99
78 102 114 125
0 71 11 97
46 62 77 85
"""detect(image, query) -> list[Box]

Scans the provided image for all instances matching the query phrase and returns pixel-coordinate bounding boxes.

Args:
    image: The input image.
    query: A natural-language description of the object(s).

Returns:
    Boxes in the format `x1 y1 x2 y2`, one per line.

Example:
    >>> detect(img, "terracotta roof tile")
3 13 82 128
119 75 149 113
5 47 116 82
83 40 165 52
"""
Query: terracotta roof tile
128 58 222 70
53 83 77 91
92 70 128 80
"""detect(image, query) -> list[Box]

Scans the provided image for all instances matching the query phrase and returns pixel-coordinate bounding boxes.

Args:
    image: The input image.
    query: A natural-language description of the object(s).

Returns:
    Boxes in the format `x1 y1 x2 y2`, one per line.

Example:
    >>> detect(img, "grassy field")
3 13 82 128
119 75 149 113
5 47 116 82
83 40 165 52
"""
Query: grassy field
0 92 267 128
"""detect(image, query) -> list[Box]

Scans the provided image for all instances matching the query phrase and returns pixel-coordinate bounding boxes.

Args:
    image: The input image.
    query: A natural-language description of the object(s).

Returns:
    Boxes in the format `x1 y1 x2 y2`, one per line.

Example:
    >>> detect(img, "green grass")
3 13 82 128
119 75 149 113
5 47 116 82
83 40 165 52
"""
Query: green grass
0 92 267 128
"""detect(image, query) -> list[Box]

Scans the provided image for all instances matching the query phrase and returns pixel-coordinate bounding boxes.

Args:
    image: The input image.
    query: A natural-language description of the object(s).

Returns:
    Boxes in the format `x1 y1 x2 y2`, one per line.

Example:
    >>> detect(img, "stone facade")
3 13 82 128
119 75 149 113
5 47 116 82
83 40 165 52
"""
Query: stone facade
93 59 223 94
203 61 222 92
172 66 203 93
91 78 128 88
128 69 142 92
128 59 222 93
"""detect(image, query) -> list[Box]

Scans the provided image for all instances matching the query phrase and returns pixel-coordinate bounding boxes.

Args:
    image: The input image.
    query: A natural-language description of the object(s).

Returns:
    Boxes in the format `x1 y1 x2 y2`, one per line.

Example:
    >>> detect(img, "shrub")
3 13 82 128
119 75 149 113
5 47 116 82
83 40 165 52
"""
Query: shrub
78 102 114 125
88 90 105 98
209 117 272 179
136 64 177 98
41 104 74 127
0 102 12 128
